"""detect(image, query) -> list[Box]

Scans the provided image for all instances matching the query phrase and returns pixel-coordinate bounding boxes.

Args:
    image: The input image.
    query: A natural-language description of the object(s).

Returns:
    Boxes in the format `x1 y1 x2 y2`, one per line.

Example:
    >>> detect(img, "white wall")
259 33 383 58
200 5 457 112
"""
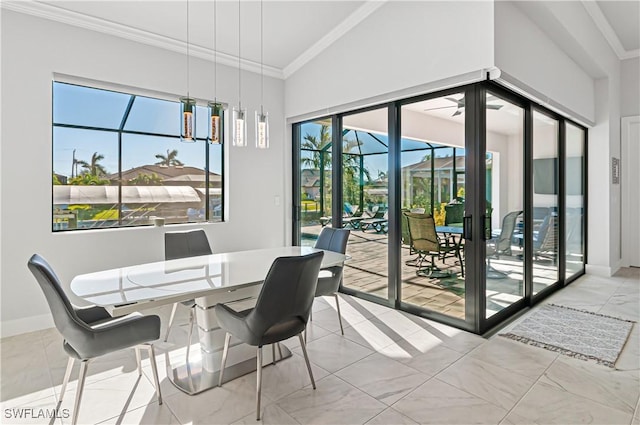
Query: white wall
285 1 494 119
495 1 624 276
0 11 286 336
621 58 640 117
494 2 595 123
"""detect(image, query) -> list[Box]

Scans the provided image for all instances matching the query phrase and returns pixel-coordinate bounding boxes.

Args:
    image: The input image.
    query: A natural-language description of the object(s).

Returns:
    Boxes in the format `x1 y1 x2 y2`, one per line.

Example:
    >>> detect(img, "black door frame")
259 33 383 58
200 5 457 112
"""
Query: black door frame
291 80 588 335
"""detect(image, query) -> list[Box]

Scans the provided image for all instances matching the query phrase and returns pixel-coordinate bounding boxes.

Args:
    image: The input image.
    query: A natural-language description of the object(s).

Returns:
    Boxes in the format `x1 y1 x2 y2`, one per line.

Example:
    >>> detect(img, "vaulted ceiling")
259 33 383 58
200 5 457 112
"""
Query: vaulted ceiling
3 0 638 80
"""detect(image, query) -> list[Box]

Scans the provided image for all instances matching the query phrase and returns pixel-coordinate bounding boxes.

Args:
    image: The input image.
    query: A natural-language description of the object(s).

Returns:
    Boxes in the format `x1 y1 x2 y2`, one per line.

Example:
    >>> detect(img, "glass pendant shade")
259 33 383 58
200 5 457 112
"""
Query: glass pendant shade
255 111 269 149
208 102 224 144
232 106 247 147
180 97 197 142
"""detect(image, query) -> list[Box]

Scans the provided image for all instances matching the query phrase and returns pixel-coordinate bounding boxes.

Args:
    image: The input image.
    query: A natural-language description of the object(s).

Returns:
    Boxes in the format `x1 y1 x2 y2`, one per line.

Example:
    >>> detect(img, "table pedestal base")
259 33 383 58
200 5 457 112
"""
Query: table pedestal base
166 343 292 395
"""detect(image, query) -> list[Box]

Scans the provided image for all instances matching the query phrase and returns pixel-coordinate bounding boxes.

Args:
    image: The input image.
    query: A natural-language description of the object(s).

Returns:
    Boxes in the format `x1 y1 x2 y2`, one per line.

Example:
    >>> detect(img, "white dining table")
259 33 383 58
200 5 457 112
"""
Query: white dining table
70 246 348 395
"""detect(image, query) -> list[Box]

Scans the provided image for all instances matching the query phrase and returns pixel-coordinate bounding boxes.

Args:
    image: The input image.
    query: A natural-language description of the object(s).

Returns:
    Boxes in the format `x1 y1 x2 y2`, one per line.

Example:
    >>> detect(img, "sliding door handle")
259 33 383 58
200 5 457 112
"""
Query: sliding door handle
463 216 472 240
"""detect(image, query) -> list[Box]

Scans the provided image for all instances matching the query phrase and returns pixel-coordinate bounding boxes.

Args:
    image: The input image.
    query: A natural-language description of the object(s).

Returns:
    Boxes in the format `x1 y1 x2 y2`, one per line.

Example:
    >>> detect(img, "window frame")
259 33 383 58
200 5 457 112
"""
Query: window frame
52 81 225 232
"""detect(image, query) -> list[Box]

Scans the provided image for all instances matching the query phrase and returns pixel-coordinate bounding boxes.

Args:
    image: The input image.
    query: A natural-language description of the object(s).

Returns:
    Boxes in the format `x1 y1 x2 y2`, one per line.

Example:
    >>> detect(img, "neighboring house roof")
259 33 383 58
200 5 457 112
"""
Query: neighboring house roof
109 165 220 182
301 169 321 188
53 185 202 205
402 156 466 172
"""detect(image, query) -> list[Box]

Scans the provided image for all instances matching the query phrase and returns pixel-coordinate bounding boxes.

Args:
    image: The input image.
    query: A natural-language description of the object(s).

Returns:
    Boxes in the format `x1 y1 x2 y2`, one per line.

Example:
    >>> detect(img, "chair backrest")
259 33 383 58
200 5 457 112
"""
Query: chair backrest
401 209 411 246
165 229 212 261
444 203 464 226
496 210 522 252
404 212 439 253
246 251 324 336
536 214 558 252
27 254 90 348
371 209 386 219
314 227 350 254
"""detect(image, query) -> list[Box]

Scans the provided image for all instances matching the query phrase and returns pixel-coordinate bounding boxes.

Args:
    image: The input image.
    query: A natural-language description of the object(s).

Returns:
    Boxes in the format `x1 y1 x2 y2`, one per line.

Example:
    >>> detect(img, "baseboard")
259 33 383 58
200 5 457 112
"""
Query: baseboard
585 264 614 277
1 313 54 338
611 259 623 276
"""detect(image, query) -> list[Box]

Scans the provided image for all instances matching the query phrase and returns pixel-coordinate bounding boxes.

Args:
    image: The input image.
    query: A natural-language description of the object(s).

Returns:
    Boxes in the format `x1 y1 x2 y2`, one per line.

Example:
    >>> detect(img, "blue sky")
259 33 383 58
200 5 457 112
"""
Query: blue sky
52 82 222 177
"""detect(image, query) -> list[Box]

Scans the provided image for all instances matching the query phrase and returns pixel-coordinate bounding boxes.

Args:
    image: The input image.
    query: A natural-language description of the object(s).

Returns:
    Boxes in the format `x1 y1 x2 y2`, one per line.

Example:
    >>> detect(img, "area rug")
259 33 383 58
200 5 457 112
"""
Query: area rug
500 304 635 368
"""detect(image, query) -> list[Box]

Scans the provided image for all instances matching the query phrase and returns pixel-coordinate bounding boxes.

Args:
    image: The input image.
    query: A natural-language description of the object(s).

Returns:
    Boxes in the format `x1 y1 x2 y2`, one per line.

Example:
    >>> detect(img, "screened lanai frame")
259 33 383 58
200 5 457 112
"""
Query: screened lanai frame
293 81 588 335
51 81 226 230
299 123 467 220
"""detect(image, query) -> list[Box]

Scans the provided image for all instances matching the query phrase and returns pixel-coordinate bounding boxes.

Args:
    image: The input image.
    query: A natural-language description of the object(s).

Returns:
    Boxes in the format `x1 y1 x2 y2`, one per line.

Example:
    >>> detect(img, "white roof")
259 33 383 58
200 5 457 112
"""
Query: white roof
53 186 202 205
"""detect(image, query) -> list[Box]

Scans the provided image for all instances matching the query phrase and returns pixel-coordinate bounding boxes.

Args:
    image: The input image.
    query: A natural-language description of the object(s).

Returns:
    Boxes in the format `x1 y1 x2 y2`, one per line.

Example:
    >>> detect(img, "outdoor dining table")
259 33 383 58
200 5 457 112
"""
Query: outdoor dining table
70 246 348 395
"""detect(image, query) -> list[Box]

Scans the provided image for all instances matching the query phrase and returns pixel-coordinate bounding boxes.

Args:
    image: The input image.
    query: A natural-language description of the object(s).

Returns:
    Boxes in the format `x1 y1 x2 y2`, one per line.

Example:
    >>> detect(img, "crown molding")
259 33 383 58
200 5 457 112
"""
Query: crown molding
1 0 285 79
581 0 639 60
282 0 387 79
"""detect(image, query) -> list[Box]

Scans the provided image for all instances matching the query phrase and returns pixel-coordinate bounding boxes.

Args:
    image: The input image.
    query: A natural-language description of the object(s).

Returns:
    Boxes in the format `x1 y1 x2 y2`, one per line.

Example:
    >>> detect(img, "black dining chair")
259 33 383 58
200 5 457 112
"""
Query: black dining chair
313 227 350 334
163 229 212 346
215 251 324 421
27 254 162 425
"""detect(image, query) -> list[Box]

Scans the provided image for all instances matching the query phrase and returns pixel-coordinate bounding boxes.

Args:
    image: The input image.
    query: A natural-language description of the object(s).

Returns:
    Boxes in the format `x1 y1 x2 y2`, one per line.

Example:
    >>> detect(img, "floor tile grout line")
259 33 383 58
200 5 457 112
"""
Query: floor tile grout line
331 350 431 407
496 354 564 424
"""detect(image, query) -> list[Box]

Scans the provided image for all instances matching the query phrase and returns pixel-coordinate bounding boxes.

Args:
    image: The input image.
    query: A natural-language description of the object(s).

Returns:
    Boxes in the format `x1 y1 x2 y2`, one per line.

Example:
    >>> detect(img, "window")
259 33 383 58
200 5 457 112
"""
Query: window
52 82 223 231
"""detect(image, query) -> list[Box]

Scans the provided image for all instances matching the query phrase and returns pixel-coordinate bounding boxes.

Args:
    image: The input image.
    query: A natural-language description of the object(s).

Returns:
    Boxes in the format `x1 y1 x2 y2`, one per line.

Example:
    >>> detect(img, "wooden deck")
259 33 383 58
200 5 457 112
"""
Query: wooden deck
303 224 561 320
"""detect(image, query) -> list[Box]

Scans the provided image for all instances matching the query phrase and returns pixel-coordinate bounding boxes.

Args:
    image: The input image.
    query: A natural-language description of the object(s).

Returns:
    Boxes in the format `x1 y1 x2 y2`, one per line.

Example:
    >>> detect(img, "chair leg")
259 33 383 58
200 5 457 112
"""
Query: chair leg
298 333 316 389
164 302 179 342
256 347 263 421
186 307 195 363
59 357 74 403
134 346 142 376
71 360 88 425
145 344 163 405
218 332 231 387
334 293 344 335
272 343 276 365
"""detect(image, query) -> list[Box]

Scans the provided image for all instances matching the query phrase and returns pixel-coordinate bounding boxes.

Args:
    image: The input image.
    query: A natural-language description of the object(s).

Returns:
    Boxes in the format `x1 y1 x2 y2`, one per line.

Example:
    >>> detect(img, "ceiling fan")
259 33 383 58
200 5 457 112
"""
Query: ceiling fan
424 96 503 117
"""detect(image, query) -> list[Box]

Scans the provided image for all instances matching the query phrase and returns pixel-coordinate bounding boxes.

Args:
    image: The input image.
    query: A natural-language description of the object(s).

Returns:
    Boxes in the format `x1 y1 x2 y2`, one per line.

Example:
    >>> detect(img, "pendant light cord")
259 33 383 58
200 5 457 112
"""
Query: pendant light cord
238 0 241 110
260 0 264 115
186 0 190 98
213 0 217 103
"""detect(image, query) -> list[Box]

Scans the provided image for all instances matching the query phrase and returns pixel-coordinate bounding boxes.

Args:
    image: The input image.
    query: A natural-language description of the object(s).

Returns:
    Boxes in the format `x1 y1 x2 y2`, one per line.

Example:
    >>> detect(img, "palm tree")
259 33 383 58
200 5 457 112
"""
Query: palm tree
301 125 332 169
301 125 332 214
301 126 374 213
77 152 107 176
155 149 184 166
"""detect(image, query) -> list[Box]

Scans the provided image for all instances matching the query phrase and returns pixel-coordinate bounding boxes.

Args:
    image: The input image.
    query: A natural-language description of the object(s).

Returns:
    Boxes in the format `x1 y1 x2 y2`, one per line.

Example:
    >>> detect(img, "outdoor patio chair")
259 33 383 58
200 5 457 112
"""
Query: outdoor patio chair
486 210 522 279
402 208 427 265
405 212 463 278
534 213 559 262
341 208 365 229
360 208 387 232
444 202 464 226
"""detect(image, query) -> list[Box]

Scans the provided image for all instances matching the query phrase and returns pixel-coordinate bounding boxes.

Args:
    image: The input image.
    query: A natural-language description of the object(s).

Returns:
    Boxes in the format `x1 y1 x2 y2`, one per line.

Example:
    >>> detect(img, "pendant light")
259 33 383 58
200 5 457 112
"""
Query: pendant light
208 0 223 144
232 0 247 147
180 0 196 143
255 0 269 149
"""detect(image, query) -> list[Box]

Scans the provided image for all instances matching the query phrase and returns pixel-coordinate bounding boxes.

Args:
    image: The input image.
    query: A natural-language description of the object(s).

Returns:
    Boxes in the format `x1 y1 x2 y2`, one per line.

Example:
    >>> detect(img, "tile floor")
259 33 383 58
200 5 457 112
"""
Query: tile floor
1 268 638 424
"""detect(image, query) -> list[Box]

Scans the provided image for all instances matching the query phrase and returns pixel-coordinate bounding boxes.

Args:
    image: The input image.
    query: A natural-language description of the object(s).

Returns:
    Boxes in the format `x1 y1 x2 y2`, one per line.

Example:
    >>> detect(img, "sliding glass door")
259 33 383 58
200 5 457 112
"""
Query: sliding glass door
399 92 467 321
532 110 560 295
295 118 332 246
565 123 586 280
340 107 389 300
292 81 587 334
484 91 525 318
